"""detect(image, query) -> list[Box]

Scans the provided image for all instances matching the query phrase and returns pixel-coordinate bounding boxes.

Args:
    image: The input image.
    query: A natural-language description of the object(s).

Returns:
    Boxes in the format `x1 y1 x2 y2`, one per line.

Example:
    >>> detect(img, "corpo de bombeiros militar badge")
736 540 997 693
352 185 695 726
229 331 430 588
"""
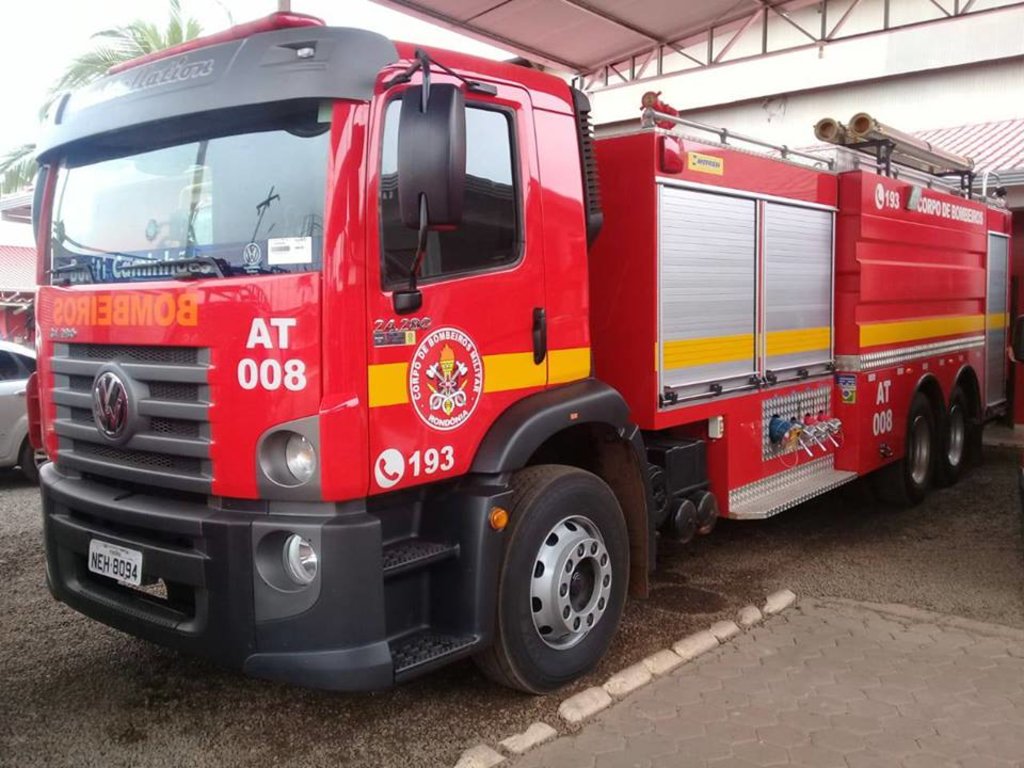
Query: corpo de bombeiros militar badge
409 327 484 431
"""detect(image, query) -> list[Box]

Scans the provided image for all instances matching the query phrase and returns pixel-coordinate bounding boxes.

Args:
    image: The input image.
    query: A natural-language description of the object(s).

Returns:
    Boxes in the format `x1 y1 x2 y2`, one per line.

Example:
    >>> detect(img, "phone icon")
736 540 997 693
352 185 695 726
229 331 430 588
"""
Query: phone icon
374 449 405 489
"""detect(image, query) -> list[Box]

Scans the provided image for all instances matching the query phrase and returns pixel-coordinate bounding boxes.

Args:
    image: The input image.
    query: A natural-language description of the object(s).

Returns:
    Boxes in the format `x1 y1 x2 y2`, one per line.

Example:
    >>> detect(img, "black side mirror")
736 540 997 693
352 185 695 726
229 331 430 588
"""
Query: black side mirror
397 82 466 229
1012 315 1024 363
392 82 466 315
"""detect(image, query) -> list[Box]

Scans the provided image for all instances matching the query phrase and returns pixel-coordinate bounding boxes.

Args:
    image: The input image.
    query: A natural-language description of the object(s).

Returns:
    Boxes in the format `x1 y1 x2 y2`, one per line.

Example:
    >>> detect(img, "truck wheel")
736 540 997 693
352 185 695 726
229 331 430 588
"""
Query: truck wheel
872 392 935 507
938 385 971 486
18 439 40 484
474 465 629 694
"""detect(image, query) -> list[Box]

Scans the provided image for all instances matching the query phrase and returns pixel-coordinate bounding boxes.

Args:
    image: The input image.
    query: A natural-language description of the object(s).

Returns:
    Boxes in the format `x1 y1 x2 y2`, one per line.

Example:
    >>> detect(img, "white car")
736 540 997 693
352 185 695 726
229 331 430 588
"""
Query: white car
0 340 40 483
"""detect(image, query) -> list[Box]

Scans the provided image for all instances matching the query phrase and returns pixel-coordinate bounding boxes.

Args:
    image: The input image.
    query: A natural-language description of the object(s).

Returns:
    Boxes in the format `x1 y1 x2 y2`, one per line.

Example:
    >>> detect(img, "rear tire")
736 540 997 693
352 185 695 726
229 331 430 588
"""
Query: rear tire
871 392 935 507
18 439 39 484
473 465 629 694
938 385 972 486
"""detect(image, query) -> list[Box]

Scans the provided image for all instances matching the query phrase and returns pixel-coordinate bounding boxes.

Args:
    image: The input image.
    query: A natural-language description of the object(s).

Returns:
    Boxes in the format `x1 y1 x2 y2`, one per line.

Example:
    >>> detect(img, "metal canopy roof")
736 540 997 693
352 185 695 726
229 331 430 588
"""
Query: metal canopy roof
373 0 1020 89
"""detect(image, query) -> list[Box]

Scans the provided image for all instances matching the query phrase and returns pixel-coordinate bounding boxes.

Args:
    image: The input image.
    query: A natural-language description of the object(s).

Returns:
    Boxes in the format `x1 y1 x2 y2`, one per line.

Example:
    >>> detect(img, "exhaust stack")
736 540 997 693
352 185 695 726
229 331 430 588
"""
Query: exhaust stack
846 112 974 174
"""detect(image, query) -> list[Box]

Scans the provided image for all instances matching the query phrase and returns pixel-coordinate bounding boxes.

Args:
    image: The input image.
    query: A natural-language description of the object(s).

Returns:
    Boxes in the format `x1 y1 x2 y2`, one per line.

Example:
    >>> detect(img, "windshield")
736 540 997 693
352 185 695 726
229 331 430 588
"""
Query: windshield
50 126 329 284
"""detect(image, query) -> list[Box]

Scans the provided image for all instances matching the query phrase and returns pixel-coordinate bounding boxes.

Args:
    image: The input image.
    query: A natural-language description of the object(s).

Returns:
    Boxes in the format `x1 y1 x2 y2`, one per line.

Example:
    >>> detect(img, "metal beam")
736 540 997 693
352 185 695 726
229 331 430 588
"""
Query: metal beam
827 0 863 40
927 0 952 17
555 0 665 44
714 8 765 63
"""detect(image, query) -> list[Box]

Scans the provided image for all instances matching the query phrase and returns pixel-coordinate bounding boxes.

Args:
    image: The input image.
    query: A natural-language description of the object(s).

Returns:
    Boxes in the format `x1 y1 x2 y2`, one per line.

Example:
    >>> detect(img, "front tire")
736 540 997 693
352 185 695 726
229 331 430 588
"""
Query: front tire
473 465 629 694
872 392 935 507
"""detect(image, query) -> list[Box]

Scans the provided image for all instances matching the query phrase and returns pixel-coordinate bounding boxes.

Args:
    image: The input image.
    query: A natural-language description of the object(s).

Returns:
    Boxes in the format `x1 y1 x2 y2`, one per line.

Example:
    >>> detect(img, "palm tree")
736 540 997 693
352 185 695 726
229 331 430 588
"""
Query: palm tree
0 0 205 194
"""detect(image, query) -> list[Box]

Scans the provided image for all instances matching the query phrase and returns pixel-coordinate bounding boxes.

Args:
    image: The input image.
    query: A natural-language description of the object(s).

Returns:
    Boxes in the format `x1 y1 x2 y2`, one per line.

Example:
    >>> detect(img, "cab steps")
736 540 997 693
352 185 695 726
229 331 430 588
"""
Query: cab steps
382 539 458 579
390 630 479 679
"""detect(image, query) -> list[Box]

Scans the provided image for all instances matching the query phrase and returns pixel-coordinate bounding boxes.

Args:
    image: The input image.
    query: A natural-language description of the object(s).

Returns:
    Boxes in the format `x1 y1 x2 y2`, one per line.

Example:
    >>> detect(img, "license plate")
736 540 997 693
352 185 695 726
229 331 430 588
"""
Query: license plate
88 539 143 587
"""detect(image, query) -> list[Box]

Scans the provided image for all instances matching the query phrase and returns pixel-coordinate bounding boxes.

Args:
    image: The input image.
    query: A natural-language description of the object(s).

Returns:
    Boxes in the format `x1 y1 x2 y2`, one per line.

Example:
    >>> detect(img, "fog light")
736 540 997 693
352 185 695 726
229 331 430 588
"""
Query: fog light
283 534 318 585
285 433 316 484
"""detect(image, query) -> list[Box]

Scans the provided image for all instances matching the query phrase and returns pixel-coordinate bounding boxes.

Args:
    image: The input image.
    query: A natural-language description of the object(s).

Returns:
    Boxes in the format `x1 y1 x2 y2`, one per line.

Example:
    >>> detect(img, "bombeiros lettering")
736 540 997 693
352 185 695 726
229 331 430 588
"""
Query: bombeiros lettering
51 293 198 327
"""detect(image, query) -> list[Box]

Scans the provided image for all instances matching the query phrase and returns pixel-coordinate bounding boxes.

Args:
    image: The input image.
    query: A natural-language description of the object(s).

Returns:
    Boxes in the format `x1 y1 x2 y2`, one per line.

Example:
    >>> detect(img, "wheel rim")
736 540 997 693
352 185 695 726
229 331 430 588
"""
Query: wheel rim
530 515 613 650
909 414 931 486
947 404 965 468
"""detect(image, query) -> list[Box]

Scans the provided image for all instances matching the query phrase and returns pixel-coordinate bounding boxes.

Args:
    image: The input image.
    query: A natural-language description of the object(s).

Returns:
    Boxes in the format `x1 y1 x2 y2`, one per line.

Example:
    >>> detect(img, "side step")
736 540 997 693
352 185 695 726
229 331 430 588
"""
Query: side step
390 630 479 679
382 539 458 579
728 456 857 520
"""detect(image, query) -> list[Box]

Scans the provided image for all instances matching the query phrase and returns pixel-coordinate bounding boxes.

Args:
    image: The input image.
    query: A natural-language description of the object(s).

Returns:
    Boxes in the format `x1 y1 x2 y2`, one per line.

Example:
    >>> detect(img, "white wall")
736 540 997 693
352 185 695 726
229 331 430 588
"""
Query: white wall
589 2 1024 147
0 219 33 248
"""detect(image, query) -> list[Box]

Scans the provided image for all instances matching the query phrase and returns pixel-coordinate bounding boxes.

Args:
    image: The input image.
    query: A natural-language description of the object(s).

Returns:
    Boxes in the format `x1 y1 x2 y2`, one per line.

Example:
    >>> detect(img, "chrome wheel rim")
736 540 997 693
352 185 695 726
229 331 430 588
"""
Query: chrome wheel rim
947 404 965 468
530 516 612 650
910 414 931 486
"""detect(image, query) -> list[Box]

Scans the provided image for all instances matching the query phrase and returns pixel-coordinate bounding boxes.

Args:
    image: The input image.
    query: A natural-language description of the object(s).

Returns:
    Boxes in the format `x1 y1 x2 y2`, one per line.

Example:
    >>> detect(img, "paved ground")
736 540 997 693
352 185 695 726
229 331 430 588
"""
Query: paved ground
0 444 1021 767
516 598 1024 768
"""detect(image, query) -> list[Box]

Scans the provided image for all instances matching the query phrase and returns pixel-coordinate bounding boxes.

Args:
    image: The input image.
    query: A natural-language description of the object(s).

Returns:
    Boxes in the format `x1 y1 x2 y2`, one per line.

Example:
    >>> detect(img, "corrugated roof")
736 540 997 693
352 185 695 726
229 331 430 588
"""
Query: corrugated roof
0 245 36 292
915 118 1024 173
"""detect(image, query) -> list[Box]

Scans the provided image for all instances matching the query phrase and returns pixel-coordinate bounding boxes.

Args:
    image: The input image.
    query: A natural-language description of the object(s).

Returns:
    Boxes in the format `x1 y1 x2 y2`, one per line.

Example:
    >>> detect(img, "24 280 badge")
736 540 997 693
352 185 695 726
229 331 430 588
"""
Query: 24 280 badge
409 327 484 431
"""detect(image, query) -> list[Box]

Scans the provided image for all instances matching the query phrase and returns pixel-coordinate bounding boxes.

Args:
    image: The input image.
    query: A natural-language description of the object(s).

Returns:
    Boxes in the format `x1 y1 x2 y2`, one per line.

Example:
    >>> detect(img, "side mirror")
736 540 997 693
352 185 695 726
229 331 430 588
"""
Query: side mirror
1012 315 1024 364
397 82 466 230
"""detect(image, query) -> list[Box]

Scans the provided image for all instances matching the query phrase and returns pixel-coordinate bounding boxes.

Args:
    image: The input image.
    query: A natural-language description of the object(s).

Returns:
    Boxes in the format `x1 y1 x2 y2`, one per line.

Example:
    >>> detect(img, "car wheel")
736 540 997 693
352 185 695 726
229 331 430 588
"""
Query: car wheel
473 465 629 693
18 439 40 484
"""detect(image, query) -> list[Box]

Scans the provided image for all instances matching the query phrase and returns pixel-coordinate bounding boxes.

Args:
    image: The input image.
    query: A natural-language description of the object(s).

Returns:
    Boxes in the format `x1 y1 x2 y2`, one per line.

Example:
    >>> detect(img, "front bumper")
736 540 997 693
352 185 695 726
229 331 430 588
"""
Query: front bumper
41 463 505 690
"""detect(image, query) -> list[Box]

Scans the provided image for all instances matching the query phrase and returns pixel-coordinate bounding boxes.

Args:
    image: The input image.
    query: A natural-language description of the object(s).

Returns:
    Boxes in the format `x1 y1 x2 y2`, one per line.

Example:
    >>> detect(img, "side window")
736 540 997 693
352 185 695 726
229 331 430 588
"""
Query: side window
0 353 21 381
380 100 520 288
17 355 36 375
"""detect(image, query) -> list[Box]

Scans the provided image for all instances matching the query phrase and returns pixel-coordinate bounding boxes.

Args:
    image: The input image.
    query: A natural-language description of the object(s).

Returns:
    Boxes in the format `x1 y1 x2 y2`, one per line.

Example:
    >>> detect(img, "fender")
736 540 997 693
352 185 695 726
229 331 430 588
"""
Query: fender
472 378 633 473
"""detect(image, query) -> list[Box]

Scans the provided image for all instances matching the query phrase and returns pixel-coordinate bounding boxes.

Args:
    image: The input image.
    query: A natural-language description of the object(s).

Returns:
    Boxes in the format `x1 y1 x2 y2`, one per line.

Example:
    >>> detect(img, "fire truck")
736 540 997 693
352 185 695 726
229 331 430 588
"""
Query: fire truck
29 12 1013 694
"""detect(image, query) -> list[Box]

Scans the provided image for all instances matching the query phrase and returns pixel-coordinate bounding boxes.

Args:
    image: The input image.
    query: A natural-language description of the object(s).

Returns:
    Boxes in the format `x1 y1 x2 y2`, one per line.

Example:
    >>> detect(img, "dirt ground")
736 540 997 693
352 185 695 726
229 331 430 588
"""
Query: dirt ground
1 446 1021 767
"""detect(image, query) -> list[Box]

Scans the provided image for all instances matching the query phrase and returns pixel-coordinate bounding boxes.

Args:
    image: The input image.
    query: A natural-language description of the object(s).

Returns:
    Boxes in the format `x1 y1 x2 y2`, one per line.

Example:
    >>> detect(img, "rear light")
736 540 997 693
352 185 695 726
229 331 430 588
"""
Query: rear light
26 372 42 451
107 12 325 75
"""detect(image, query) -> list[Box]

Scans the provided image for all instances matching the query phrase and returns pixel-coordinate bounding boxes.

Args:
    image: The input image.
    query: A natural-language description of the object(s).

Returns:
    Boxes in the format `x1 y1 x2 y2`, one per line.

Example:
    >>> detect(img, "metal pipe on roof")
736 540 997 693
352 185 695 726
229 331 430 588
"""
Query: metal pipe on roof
847 112 974 173
813 118 849 145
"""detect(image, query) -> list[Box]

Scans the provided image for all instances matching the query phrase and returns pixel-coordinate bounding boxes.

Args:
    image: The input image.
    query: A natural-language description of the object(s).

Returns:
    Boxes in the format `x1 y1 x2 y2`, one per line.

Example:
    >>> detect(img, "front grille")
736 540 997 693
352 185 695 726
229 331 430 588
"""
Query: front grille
51 343 211 494
68 344 199 365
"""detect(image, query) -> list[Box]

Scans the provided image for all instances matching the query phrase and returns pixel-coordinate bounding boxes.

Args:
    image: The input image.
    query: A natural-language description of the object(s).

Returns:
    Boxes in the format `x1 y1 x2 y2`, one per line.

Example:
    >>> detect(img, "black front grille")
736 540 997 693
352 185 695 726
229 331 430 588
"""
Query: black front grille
67 344 199 365
148 381 199 402
52 343 211 493
73 441 202 475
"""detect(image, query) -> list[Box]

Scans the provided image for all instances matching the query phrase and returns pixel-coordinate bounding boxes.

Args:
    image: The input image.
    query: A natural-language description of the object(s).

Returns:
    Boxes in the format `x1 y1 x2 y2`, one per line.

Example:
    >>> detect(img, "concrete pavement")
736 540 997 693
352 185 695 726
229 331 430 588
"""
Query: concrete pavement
513 598 1024 767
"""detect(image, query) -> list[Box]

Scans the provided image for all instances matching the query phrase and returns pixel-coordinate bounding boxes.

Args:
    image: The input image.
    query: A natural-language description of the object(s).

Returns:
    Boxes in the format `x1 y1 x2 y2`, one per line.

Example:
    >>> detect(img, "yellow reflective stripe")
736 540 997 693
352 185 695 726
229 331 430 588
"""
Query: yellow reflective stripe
367 362 408 407
662 333 753 369
766 326 831 357
987 312 1008 330
549 346 591 384
483 352 546 393
367 347 592 407
860 314 985 348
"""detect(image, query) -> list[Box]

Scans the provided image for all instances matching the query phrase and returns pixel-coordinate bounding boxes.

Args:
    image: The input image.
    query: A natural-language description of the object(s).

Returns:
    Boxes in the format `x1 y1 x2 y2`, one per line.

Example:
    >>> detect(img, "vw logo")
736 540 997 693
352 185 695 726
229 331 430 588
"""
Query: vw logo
242 242 262 268
92 371 130 439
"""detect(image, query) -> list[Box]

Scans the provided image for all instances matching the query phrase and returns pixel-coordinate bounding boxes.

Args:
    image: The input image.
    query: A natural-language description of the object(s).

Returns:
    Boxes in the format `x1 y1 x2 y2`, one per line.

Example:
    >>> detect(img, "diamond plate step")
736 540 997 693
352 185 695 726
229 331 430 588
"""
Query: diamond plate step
390 631 478 678
382 539 458 579
729 458 857 520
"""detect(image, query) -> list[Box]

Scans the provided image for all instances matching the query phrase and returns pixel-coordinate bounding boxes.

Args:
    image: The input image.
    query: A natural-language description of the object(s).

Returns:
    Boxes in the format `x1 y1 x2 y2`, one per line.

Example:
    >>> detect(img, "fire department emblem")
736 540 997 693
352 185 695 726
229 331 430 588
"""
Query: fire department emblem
409 327 484 431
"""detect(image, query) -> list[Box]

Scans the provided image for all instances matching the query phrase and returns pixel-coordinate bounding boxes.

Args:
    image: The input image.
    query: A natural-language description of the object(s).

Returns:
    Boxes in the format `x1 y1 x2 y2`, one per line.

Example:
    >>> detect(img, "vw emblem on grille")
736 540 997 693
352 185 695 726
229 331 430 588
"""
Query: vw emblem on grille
92 371 130 439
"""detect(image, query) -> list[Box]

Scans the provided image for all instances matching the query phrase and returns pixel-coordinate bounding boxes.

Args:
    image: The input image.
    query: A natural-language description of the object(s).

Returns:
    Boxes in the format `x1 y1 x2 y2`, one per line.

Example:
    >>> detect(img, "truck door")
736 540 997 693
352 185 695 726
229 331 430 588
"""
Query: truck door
365 80 547 494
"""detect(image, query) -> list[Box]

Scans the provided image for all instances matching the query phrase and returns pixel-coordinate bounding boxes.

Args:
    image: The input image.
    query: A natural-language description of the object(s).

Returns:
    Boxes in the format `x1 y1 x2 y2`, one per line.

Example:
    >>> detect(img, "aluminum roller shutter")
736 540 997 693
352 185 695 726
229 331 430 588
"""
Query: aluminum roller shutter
658 185 756 401
986 233 1009 407
763 203 833 379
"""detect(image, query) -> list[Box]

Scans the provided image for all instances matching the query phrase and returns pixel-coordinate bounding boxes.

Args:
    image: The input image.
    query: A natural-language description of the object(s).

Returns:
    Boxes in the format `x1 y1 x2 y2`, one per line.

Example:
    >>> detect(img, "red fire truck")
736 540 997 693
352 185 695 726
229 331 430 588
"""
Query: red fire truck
29 12 1013 694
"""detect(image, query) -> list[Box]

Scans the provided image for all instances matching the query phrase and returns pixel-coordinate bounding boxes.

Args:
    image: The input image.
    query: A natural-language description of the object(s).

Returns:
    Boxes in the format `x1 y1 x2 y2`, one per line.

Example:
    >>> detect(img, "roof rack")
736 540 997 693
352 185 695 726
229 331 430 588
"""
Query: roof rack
640 107 835 171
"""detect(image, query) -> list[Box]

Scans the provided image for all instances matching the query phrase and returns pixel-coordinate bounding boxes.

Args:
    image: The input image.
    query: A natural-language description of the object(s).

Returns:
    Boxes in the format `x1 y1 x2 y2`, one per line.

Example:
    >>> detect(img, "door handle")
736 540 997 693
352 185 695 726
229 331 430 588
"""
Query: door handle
532 307 547 365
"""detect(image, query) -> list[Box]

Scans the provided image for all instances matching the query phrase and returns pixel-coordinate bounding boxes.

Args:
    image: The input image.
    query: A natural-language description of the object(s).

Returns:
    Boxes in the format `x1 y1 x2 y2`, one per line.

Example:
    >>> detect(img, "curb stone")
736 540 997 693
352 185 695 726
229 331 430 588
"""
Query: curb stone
737 604 763 628
603 662 653 698
499 722 558 755
763 589 797 615
558 686 613 724
641 648 684 676
672 630 720 661
454 744 505 768
709 620 741 642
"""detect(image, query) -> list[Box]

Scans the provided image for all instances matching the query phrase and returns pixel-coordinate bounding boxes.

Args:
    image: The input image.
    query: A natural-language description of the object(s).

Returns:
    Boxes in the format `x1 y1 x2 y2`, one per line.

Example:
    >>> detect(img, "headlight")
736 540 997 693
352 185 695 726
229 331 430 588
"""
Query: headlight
282 534 318 585
285 433 316 484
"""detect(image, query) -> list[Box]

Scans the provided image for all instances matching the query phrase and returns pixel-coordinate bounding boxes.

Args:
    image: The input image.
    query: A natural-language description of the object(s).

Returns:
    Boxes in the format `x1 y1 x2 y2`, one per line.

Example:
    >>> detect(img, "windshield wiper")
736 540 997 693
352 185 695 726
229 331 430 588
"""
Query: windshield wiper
47 261 96 285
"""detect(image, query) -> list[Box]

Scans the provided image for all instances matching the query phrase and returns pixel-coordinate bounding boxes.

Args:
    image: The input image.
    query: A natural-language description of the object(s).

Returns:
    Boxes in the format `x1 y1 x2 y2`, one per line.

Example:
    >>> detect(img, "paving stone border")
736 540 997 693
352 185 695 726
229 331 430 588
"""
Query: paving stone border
451 589 799 766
